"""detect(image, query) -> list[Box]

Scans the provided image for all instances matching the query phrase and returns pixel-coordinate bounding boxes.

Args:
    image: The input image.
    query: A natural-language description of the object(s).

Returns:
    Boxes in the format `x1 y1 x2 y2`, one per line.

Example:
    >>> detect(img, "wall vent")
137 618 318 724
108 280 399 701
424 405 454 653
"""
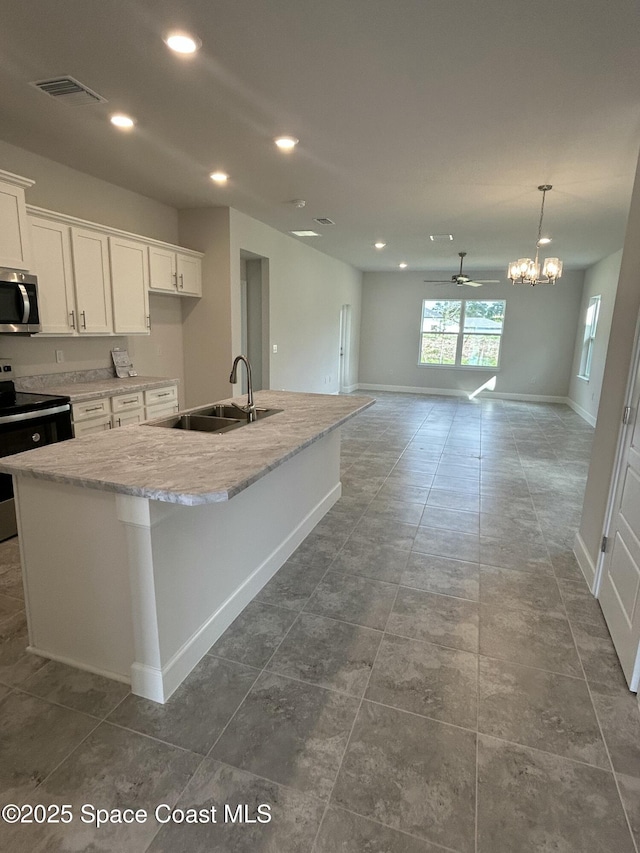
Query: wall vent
314 217 335 226
30 76 107 106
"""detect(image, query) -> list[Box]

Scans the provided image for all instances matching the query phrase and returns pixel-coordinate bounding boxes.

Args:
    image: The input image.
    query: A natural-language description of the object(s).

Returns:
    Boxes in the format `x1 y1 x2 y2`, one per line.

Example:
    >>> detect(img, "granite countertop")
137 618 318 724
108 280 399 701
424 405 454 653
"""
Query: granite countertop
0 391 374 505
21 376 180 403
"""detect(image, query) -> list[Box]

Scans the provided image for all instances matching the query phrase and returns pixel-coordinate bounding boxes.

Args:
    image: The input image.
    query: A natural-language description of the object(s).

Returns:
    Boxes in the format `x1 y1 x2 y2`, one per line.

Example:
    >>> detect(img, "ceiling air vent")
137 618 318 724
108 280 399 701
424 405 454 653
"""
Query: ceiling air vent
314 217 335 226
30 76 107 106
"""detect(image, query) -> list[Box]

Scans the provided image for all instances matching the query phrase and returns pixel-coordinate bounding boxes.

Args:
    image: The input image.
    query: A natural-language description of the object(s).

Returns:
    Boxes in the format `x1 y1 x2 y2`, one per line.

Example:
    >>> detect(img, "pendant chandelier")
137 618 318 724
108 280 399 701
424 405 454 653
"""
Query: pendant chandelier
508 185 563 286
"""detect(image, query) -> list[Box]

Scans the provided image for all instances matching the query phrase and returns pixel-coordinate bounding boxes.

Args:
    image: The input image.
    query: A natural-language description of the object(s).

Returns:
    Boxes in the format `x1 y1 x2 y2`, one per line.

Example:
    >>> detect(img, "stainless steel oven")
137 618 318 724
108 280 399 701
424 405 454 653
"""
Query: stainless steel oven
0 377 71 540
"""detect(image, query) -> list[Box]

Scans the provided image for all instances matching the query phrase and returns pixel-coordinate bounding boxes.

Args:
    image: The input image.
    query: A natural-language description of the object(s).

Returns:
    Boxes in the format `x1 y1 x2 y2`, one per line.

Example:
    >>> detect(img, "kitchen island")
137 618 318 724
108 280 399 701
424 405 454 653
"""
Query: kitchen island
0 390 373 702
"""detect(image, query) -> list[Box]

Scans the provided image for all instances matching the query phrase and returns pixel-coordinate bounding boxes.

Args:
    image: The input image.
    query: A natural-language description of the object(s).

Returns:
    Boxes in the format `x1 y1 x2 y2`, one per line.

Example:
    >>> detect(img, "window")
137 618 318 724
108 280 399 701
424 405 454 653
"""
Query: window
418 299 506 367
578 295 601 380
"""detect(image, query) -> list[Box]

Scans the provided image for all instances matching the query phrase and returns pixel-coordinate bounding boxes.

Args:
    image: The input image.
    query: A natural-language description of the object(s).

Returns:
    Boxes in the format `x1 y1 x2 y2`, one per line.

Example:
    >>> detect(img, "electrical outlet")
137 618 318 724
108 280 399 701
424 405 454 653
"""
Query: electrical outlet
55 349 64 363
272 344 278 354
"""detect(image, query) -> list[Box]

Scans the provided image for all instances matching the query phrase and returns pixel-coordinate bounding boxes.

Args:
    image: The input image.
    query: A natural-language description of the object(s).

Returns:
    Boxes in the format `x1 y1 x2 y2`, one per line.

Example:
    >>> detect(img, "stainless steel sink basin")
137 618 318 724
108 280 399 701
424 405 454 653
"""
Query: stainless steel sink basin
193 404 283 422
145 406 282 433
150 414 243 433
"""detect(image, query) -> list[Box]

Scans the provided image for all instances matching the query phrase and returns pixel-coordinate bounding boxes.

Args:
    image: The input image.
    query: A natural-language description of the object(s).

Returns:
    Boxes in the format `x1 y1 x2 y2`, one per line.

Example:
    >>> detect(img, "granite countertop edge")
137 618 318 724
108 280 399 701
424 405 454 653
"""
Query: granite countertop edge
0 391 375 506
34 376 181 402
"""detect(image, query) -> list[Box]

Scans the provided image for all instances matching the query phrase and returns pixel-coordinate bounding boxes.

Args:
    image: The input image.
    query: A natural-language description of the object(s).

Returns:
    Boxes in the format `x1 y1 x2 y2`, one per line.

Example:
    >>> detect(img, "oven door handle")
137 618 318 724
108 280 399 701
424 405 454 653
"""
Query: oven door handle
0 403 71 425
18 283 30 324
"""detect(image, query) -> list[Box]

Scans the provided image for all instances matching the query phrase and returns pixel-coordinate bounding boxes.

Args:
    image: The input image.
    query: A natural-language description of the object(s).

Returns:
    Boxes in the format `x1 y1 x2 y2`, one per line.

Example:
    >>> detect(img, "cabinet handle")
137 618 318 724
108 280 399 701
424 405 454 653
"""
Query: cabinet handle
81 310 87 329
121 398 138 405
179 273 184 290
69 310 76 329
85 405 103 413
156 391 171 398
173 272 178 289
117 417 122 427
146 314 151 329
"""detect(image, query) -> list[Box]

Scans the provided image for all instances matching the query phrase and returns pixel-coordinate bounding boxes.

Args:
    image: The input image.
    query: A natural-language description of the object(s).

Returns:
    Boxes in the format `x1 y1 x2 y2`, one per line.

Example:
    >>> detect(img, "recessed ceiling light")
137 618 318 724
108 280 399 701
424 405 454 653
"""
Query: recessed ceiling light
429 234 454 242
110 113 135 130
374 242 386 249
164 31 202 54
210 171 229 184
275 136 299 151
399 262 408 269
290 230 320 237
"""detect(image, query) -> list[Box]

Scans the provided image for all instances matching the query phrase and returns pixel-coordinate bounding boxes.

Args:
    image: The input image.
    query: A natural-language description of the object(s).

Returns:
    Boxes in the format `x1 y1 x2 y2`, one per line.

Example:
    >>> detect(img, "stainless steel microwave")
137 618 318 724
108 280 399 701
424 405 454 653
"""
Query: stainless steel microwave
0 269 41 334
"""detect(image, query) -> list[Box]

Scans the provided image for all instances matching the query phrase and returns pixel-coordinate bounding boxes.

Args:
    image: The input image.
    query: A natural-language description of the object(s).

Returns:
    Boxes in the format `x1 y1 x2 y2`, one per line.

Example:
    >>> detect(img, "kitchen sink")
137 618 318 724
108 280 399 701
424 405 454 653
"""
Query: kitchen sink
146 406 282 433
193 404 282 421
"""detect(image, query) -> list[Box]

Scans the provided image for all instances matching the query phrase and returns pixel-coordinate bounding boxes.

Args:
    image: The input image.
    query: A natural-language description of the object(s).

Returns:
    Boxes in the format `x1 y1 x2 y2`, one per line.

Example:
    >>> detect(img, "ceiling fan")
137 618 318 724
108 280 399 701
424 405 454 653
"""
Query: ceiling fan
424 252 500 288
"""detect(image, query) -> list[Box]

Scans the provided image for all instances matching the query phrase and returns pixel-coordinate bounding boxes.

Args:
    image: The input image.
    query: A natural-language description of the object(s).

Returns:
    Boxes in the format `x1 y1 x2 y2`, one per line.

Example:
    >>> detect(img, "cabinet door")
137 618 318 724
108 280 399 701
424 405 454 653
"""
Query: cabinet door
176 254 202 296
70 228 113 334
0 180 31 270
148 246 177 292
109 237 150 334
29 217 77 335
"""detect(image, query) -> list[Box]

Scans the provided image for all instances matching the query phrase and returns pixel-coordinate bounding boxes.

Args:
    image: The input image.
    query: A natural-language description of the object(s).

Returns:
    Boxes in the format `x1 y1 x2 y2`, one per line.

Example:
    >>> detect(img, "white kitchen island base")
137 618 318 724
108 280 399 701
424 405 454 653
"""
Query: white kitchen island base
15 429 341 703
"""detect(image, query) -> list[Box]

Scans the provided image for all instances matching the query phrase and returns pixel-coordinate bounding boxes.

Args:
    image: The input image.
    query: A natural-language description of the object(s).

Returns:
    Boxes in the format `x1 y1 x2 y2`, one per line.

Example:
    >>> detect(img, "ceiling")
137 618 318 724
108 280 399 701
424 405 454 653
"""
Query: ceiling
1 0 639 273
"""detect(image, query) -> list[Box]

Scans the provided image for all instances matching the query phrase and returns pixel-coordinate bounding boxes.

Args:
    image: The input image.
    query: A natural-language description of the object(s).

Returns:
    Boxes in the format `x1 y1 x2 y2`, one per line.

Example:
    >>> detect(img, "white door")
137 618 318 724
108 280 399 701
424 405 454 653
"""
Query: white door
109 237 150 334
338 304 352 393
70 228 113 334
599 346 640 689
29 217 77 335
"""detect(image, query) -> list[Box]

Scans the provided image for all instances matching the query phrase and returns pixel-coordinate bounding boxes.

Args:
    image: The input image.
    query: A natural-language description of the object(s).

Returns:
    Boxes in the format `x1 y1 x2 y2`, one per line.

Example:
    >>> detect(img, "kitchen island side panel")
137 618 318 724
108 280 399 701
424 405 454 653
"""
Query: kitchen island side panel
14 476 133 680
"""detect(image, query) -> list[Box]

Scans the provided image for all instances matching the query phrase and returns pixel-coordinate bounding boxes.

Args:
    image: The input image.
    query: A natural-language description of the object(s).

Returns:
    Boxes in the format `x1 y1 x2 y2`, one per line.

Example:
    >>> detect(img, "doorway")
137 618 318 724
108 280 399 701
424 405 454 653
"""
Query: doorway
239 252 270 394
338 304 352 393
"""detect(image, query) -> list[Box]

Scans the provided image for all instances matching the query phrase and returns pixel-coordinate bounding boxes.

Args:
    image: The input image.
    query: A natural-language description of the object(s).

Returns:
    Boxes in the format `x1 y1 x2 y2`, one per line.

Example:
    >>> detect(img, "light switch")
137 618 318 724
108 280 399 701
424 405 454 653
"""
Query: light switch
272 344 278 353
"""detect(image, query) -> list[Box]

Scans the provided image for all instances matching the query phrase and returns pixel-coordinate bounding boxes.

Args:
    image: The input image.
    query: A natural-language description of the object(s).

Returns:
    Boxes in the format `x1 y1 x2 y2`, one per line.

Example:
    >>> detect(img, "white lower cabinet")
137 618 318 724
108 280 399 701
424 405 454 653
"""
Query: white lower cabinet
72 385 178 436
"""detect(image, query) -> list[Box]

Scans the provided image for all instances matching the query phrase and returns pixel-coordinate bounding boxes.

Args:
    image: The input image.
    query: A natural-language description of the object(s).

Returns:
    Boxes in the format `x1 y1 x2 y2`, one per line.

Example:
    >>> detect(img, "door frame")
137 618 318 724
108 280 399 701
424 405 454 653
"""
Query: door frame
338 304 352 393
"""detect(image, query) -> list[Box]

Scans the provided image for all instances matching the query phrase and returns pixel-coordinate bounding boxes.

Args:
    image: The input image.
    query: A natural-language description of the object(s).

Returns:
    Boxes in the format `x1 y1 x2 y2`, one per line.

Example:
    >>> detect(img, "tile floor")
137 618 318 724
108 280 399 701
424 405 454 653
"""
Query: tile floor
1 392 639 851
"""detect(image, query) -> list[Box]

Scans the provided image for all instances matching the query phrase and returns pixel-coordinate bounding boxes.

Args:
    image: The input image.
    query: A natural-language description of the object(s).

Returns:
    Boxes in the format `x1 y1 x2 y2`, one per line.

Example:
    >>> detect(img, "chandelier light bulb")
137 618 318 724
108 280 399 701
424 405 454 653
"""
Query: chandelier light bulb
508 186 563 286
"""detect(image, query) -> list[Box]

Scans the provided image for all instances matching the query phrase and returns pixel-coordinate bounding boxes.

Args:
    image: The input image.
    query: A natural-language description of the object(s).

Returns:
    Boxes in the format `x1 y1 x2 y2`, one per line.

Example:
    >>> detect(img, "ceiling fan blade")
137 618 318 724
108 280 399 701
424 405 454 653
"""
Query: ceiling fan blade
424 279 452 283
464 281 484 287
475 279 500 284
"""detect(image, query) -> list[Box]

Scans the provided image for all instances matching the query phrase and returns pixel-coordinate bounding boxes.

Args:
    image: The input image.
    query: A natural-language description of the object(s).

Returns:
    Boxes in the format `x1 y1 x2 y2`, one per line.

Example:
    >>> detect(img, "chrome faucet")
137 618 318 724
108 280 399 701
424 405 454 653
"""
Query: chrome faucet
229 355 256 422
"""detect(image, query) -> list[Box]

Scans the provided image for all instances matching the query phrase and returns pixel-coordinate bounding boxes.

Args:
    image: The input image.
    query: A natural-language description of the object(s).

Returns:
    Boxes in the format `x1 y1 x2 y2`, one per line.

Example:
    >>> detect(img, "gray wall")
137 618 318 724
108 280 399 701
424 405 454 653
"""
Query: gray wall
567 251 622 424
579 156 640 571
358 269 585 398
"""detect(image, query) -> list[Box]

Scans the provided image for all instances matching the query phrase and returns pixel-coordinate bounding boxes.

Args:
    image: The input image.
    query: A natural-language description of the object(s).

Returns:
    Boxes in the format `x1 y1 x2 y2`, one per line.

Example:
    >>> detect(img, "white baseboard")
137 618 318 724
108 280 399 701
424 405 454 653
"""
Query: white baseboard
357 383 569 404
574 531 598 590
131 482 342 703
341 383 359 394
26 647 131 685
566 397 597 427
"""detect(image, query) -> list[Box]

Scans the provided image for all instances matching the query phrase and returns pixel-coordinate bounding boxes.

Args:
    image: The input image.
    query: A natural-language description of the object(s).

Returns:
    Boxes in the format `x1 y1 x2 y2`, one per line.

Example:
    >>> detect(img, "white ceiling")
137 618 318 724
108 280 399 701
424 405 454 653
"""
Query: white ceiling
1 0 639 273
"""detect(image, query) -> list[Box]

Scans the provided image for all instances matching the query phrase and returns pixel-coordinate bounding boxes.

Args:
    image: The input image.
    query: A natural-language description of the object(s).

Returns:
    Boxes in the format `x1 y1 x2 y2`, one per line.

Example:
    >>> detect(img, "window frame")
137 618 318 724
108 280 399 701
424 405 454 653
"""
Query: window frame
577 295 601 381
417 297 506 369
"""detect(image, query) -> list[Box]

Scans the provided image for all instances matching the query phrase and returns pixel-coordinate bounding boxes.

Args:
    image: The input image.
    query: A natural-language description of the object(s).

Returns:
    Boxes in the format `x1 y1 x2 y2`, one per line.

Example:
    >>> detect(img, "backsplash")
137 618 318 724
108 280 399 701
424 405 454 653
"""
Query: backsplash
15 367 116 391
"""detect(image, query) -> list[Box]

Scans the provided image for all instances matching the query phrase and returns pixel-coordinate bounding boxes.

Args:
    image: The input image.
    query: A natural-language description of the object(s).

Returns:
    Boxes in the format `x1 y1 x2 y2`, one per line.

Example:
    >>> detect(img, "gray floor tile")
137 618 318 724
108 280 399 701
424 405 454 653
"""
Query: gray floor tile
572 621 629 694
0 592 24 620
0 690 97 801
590 680 640 778
330 538 410 583
366 633 478 728
558 578 608 627
0 612 48 687
479 604 582 676
432 475 479 494
420 506 480 535
268 612 382 696
617 773 640 851
478 657 608 767
332 700 476 852
108 656 259 754
401 552 479 600
0 544 23 599
0 683 9 703
351 516 418 551
211 671 359 799
426 488 480 513
388 587 479 653
21 660 130 718
549 549 586 580
480 512 544 543
365 497 425 525
304 571 398 630
208 600 297 666
413 527 480 563
315 806 443 853
477 735 635 853
288 530 345 568
479 564 564 615
148 758 325 853
479 492 534 519
255 559 328 611
435 463 480 481
479 535 553 574
376 481 430 504
2 722 201 853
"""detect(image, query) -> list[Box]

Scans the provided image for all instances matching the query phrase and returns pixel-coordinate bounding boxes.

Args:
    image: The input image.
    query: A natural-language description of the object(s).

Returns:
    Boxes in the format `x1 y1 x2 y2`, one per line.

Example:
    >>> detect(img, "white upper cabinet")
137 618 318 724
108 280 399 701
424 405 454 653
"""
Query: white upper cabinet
70 227 113 335
0 170 34 270
29 216 77 335
149 245 202 296
109 236 150 334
